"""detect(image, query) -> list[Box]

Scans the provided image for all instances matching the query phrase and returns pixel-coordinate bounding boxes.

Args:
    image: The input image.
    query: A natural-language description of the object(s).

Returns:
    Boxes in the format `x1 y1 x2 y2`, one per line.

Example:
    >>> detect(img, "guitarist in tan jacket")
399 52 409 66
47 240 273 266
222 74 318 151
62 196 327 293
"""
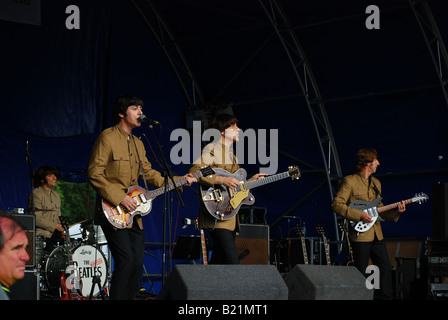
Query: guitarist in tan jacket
88 93 196 299
332 147 406 299
189 114 266 264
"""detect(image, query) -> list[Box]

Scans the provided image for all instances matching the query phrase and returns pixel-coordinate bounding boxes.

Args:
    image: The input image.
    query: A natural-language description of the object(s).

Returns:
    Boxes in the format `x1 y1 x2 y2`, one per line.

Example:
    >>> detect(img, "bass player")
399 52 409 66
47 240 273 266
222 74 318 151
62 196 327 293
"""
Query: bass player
88 93 196 300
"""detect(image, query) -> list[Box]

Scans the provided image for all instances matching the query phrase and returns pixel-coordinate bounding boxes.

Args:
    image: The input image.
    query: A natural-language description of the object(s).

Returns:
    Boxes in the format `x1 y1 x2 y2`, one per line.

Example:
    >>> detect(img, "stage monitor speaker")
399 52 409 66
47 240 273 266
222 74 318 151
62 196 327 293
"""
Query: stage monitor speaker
432 183 448 240
12 214 35 268
158 264 288 300
283 264 373 300
236 224 269 264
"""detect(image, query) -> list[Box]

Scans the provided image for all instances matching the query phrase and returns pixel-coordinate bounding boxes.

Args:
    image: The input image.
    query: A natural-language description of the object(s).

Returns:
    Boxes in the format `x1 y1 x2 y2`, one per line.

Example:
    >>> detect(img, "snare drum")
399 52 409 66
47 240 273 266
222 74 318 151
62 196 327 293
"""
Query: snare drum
43 244 109 298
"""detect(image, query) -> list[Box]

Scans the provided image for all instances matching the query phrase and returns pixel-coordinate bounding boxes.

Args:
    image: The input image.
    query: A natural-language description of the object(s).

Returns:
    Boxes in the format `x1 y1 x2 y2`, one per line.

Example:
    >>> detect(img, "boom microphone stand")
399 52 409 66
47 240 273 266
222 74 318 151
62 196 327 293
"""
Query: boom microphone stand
140 117 185 286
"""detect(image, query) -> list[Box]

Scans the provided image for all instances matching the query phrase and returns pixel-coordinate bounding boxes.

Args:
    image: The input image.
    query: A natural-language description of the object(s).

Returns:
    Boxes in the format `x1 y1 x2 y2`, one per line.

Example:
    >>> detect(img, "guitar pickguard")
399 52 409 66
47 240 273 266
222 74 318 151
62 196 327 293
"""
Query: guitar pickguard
349 197 381 233
103 186 154 229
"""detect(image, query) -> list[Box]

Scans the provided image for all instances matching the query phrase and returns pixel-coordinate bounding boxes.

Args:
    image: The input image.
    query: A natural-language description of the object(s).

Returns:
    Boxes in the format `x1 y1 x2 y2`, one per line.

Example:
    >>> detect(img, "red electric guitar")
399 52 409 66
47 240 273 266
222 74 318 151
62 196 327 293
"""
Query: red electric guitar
59 217 87 300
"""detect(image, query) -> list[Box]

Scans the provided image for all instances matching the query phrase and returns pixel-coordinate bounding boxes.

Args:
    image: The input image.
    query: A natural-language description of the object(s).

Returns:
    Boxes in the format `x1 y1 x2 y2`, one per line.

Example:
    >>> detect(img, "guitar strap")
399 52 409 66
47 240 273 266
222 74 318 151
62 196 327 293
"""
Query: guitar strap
369 176 383 198
131 135 149 191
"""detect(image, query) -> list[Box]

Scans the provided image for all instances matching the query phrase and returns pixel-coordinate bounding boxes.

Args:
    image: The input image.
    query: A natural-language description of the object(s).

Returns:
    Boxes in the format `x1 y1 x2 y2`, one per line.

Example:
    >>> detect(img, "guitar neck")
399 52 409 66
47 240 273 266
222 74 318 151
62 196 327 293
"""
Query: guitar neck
246 171 290 189
322 236 331 265
145 171 202 199
377 197 413 213
200 229 208 265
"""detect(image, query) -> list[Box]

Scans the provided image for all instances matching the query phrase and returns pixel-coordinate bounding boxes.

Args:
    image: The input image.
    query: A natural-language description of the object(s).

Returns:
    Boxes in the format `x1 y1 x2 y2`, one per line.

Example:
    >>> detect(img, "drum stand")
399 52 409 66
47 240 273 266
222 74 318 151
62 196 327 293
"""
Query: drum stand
88 224 106 300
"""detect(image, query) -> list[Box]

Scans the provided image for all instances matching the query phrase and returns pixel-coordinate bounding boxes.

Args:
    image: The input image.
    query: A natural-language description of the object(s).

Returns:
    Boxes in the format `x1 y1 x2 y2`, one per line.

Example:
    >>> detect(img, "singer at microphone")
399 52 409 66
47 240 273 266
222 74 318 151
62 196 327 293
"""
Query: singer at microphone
139 114 160 125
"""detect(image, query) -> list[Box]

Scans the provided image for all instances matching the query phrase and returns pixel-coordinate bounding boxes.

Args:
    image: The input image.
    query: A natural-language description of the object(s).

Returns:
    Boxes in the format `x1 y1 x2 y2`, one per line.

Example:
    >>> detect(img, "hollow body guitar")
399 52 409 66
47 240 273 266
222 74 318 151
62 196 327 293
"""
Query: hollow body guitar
200 166 300 220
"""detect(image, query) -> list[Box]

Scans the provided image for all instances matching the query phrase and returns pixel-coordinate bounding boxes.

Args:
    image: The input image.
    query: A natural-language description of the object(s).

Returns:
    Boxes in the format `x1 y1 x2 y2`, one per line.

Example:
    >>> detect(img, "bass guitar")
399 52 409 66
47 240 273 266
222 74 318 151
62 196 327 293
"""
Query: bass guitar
103 166 214 229
349 193 428 233
200 166 300 220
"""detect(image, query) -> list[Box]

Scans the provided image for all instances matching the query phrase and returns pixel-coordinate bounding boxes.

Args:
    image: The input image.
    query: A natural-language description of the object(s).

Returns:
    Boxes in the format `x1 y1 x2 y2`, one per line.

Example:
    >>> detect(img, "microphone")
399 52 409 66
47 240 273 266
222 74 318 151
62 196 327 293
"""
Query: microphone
438 155 448 163
139 114 160 125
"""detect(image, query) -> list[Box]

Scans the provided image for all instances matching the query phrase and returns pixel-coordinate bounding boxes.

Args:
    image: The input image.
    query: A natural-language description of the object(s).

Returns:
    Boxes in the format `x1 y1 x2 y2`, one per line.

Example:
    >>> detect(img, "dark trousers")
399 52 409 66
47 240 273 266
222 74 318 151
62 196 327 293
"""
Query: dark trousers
101 220 145 300
351 237 393 300
208 228 239 264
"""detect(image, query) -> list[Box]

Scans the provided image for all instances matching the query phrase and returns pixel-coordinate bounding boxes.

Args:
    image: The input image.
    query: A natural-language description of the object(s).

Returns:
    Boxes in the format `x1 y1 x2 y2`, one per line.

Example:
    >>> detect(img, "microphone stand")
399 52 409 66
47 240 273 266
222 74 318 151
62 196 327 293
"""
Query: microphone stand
144 121 185 286
25 138 35 214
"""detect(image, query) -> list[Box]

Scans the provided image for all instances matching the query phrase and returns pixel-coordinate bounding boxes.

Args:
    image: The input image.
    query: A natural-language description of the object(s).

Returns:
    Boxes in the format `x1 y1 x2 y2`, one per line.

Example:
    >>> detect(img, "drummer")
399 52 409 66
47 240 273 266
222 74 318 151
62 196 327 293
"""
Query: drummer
30 166 65 253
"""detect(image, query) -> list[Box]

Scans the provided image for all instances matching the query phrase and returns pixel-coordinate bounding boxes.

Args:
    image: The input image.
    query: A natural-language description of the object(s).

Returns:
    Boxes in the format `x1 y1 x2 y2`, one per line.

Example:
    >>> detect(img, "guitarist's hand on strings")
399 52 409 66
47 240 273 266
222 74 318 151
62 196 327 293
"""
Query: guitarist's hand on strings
247 173 268 182
215 176 241 188
397 201 406 213
360 211 373 223
121 195 138 212
183 173 197 187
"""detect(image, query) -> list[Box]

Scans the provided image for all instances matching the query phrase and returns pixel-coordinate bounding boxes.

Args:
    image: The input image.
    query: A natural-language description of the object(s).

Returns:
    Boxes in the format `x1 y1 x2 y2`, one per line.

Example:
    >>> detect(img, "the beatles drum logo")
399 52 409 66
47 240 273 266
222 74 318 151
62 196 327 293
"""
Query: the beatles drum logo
65 245 107 297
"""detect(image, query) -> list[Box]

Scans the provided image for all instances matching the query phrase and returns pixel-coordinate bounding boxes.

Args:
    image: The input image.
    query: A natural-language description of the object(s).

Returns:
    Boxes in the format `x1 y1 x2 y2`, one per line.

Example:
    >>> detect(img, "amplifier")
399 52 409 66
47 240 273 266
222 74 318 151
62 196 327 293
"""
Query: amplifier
236 224 269 265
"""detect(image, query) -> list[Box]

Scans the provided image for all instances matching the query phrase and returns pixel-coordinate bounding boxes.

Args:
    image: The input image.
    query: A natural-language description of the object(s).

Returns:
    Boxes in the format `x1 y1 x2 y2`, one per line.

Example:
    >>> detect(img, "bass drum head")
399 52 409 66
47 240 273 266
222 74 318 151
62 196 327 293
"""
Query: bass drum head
72 245 108 297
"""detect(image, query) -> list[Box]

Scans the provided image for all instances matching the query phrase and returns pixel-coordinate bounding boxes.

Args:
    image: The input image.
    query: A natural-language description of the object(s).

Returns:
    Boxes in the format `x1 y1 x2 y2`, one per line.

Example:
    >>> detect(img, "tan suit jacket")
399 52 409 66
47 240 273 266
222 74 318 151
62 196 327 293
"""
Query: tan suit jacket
88 125 181 229
331 173 400 242
189 142 240 232
32 186 61 238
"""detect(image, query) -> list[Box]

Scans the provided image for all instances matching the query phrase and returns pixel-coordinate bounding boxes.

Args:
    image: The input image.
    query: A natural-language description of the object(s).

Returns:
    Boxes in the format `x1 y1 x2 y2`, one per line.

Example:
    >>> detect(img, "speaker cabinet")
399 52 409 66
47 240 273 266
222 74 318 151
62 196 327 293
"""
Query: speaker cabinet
158 264 288 300
433 183 448 240
236 224 269 264
283 264 373 300
12 214 35 268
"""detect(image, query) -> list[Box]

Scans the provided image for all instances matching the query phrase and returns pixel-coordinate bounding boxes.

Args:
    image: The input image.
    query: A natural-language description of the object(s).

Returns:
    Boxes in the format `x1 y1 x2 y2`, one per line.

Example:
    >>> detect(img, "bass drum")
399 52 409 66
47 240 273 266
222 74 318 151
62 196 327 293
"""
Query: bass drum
43 245 108 298
71 245 108 297
43 246 67 297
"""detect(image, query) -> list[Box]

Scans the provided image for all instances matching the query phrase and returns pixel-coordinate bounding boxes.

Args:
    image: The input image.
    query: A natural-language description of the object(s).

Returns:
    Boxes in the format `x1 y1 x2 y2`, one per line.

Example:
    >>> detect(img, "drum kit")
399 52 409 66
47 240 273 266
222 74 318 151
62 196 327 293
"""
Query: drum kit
36 219 110 300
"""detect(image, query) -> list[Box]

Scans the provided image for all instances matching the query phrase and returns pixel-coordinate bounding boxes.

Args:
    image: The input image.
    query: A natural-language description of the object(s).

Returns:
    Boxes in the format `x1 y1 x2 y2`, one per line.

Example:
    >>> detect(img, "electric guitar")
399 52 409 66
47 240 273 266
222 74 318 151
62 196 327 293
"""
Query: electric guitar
349 193 428 233
200 166 301 220
59 217 86 300
295 224 309 265
102 166 214 229
195 218 208 265
316 224 331 266
338 221 354 266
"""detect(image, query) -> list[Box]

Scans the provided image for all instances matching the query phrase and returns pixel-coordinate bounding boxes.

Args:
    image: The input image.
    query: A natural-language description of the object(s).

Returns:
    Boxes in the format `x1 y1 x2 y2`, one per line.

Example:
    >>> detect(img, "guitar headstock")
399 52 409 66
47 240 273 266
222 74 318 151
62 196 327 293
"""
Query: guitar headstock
295 224 305 237
316 224 326 236
338 221 348 233
288 166 301 180
194 217 199 230
200 166 215 178
412 192 429 204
